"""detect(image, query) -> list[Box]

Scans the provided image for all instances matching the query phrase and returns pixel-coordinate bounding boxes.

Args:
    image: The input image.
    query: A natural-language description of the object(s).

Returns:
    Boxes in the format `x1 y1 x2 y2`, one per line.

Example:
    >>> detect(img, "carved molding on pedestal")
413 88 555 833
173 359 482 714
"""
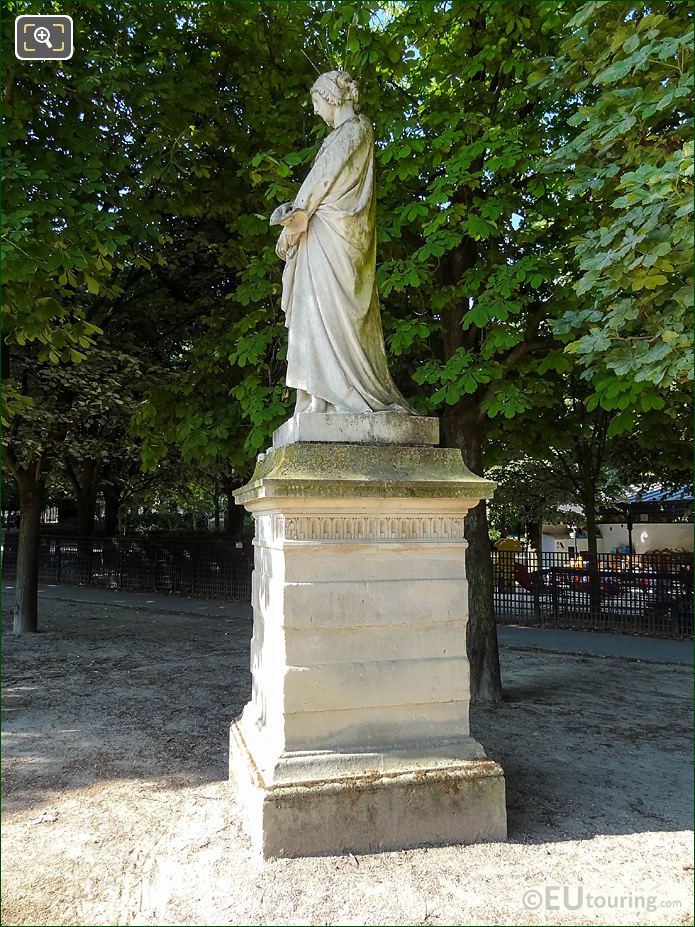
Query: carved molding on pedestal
257 513 468 545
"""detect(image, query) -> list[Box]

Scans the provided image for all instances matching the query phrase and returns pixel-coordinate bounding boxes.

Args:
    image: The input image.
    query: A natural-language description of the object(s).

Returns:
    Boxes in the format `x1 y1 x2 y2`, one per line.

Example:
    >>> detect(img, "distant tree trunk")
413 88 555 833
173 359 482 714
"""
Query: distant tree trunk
213 483 221 530
444 408 502 704
626 507 634 556
225 504 245 542
78 489 98 537
13 460 45 633
581 479 602 617
66 459 101 537
561 403 610 618
103 484 122 536
222 476 245 541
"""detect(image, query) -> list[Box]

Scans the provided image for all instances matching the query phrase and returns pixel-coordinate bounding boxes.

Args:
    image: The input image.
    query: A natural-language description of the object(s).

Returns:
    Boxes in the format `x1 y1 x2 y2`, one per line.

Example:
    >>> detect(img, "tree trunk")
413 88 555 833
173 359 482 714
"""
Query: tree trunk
213 484 221 530
222 477 245 541
78 488 98 537
14 464 44 633
466 497 502 701
443 408 502 703
103 484 122 536
582 485 602 618
66 459 101 537
226 504 245 542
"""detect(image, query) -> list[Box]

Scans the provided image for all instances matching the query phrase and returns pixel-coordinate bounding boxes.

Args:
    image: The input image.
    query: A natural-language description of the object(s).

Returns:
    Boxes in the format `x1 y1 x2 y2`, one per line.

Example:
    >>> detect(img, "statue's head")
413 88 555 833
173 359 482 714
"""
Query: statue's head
310 71 360 125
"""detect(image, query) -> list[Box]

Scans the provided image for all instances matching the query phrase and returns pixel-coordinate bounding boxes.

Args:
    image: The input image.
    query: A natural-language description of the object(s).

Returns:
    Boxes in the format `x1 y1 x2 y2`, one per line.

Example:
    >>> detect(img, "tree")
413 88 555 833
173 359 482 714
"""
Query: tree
132 4 349 514
488 371 691 611
487 458 570 544
2 0 253 629
3 0 122 630
50 349 146 536
544 2 693 416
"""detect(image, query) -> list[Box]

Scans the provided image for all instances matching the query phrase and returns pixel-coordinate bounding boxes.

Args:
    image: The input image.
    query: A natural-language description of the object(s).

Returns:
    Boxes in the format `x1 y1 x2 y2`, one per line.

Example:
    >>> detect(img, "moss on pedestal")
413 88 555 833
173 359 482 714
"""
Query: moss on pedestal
234 442 495 505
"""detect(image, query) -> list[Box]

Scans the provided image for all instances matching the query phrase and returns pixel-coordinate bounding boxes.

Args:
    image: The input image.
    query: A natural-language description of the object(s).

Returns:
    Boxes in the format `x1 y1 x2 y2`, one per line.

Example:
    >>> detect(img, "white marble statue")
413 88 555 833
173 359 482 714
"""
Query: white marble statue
270 71 413 416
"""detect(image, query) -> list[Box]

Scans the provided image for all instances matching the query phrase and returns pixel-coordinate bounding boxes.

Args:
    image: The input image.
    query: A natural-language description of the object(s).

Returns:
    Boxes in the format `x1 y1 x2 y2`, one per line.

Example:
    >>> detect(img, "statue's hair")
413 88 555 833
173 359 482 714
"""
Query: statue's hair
311 71 360 113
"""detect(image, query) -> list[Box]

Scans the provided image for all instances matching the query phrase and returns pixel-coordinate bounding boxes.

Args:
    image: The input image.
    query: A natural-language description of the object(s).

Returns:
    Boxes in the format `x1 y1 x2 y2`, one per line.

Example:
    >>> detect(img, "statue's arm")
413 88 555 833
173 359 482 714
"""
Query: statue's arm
289 120 365 223
271 121 367 252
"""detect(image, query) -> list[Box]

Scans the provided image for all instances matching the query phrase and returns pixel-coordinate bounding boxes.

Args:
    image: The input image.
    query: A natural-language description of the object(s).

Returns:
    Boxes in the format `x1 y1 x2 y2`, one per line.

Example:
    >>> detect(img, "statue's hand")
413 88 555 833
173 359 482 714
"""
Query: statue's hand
276 227 300 261
281 208 308 235
270 202 293 227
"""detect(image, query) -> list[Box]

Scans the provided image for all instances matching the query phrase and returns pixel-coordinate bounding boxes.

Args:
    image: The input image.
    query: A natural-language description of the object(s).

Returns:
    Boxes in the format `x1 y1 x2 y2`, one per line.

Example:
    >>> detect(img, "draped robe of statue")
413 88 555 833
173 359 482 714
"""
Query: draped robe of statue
278 114 412 414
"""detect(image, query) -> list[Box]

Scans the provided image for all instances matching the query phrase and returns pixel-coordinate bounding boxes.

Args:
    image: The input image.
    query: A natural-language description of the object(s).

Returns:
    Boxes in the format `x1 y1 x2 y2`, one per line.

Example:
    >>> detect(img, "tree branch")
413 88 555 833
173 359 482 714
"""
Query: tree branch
2 444 19 481
64 459 82 496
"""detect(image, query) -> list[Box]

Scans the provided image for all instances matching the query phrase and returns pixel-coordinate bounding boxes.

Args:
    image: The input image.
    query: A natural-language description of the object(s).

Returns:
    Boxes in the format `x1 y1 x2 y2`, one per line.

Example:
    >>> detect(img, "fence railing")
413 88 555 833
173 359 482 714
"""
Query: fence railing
493 550 693 639
3 536 691 638
1 534 254 601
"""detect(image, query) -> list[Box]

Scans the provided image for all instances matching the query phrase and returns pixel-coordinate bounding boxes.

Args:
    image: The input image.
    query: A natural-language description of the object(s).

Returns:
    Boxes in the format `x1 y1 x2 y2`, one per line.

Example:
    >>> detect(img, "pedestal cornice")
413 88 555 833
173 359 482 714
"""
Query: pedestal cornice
234 441 496 507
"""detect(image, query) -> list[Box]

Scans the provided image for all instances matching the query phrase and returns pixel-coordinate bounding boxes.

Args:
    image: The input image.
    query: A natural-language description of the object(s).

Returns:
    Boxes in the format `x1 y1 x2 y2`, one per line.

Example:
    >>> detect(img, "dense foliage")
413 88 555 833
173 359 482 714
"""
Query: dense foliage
545 2 693 424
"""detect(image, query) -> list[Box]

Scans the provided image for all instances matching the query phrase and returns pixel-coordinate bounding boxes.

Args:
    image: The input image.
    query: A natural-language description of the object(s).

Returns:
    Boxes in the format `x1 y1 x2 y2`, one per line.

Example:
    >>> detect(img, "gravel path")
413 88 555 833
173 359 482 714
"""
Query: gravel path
2 599 692 926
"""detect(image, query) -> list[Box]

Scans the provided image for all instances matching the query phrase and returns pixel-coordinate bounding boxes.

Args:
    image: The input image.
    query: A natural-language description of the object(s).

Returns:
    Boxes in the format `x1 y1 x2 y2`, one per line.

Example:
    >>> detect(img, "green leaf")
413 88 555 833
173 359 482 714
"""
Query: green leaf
84 274 100 295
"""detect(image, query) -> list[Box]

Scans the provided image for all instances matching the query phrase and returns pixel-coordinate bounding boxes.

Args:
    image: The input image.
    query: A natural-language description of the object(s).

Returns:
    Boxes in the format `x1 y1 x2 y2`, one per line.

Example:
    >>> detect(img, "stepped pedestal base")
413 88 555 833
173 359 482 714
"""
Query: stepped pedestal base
230 719 506 859
231 425 506 858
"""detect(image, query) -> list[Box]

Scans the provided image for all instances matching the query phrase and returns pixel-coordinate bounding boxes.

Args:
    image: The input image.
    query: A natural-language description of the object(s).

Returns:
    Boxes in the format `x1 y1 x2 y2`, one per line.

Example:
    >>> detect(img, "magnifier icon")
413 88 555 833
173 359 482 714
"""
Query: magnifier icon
33 26 53 49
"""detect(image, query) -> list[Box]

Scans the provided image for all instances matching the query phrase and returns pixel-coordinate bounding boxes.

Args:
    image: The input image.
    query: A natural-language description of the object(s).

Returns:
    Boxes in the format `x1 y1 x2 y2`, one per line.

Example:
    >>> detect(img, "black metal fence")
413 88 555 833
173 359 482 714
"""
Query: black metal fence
1 535 254 601
3 536 692 639
493 550 693 639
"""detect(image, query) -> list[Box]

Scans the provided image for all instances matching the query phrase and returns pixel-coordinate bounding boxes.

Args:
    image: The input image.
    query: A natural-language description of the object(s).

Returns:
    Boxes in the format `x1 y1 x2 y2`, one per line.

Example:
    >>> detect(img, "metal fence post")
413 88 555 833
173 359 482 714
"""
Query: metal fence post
154 544 160 593
87 540 93 587
118 541 125 591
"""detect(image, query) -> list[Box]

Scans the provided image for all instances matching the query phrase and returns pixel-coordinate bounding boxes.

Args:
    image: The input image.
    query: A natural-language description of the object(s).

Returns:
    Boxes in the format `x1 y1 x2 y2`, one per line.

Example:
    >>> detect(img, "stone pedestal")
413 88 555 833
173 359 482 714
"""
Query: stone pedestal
272 410 439 448
230 415 506 858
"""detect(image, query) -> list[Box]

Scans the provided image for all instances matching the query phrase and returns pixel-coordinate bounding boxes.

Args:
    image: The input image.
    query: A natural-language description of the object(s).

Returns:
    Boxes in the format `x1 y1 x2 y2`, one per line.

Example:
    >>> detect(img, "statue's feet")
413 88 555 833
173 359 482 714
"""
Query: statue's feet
294 390 332 415
308 395 329 413
294 389 311 415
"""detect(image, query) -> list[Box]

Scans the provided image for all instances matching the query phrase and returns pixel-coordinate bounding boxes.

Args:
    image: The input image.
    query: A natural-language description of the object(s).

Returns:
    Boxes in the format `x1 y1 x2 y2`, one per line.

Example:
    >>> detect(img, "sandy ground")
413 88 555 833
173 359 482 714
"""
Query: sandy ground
2 598 693 927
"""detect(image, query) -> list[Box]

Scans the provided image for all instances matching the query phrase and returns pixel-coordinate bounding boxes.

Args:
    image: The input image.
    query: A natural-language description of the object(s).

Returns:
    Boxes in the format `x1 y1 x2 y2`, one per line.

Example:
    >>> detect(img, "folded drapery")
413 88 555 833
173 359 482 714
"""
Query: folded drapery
277 114 413 414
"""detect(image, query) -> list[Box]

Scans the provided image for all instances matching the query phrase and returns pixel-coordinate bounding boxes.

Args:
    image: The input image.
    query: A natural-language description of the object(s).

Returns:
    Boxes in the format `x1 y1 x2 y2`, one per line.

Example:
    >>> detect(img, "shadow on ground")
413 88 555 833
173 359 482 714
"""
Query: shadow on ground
2 604 252 810
2 597 693 845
